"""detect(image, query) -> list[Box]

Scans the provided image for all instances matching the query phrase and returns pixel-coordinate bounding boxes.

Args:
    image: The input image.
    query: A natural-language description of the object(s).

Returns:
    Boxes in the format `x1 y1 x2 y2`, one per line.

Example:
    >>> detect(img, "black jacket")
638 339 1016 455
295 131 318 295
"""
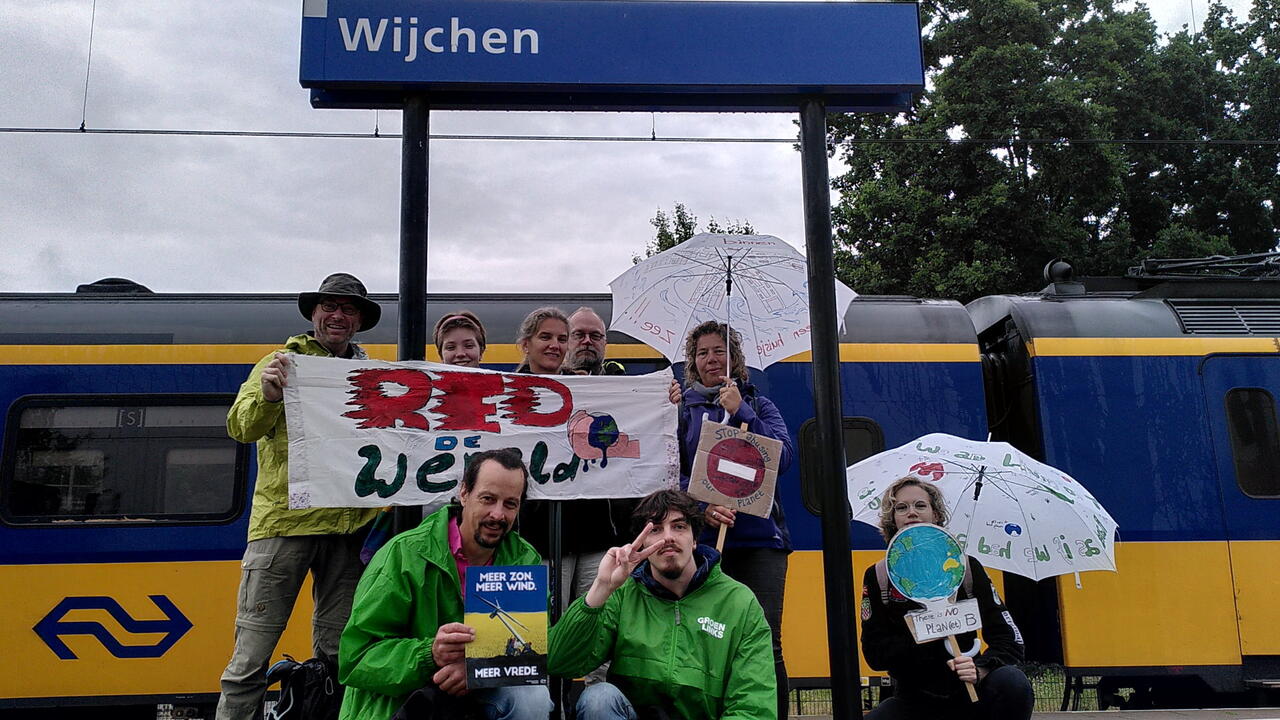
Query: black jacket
860 557 1025 703
515 358 636 555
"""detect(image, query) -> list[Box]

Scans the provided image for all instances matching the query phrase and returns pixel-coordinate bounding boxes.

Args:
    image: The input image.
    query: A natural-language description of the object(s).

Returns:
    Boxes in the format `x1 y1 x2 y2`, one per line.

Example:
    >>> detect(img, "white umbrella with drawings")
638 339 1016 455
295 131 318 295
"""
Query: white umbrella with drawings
846 433 1119 583
609 233 857 369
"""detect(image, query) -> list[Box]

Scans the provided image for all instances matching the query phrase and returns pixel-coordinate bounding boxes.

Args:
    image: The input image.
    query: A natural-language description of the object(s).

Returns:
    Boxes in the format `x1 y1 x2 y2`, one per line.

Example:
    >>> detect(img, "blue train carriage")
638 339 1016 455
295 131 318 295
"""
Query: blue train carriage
0 280 992 709
784 295 990 687
968 258 1280 707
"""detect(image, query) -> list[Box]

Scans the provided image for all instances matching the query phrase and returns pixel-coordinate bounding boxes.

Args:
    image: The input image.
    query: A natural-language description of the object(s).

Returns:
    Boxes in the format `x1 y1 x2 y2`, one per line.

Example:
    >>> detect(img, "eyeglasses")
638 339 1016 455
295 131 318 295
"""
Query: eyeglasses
571 330 605 342
892 501 931 515
320 300 360 317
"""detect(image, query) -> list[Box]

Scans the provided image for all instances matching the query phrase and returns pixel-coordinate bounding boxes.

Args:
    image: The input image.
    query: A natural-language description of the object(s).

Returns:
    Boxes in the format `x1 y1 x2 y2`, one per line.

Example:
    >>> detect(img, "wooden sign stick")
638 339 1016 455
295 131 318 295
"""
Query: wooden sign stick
714 421 750 553
947 634 979 702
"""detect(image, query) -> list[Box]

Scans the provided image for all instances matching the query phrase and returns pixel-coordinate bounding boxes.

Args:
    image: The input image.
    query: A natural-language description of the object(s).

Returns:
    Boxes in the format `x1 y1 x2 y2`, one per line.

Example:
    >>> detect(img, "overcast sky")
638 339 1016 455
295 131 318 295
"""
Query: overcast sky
0 0 1254 295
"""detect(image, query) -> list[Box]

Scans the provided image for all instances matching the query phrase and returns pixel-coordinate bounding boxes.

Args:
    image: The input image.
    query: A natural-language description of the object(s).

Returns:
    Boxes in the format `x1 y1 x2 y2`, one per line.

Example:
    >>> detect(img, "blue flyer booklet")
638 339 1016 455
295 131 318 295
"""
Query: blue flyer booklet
463 564 549 689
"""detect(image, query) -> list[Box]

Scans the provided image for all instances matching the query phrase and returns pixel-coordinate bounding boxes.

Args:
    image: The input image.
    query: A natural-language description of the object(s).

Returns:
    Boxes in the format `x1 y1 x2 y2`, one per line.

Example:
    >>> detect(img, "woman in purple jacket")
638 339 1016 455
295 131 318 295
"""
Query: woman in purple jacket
668 320 795 719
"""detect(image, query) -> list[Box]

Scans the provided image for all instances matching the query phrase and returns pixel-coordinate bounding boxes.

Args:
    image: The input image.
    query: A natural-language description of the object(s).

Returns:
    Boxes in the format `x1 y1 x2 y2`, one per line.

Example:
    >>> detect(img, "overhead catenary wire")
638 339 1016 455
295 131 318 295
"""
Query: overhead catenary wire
79 0 98 131
0 126 1276 146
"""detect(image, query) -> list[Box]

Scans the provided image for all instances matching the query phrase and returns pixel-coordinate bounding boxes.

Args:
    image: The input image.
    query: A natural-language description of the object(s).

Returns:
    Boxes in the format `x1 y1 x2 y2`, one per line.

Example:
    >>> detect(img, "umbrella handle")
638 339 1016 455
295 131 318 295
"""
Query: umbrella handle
714 421 751 555
947 634 980 702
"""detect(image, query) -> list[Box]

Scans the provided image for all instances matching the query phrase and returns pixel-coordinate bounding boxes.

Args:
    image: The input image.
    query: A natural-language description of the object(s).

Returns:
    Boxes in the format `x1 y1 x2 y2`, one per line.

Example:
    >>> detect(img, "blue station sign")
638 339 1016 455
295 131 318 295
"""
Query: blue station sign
300 0 924 111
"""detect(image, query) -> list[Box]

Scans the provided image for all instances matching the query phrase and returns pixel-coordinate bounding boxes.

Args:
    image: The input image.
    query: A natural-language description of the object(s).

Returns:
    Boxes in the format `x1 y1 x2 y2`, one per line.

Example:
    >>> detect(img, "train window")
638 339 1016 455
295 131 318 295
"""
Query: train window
1 395 246 524
1224 388 1280 498
611 357 672 375
799 416 884 517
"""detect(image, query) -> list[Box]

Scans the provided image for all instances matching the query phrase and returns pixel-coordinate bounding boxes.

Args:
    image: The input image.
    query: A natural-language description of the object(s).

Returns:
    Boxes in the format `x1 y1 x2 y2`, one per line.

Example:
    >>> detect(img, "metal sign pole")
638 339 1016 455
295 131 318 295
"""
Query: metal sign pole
394 94 430 534
798 97 861 719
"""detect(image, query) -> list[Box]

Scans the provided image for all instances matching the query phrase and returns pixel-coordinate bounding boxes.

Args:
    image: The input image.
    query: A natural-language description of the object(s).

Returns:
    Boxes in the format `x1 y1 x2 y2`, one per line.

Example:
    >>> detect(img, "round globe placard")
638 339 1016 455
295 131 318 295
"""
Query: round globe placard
885 523 966 603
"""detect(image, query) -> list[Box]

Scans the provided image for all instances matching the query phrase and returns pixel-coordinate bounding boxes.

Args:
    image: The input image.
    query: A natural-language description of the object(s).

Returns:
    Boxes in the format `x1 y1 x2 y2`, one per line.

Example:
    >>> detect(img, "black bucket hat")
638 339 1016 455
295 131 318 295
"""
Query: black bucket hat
298 273 381 331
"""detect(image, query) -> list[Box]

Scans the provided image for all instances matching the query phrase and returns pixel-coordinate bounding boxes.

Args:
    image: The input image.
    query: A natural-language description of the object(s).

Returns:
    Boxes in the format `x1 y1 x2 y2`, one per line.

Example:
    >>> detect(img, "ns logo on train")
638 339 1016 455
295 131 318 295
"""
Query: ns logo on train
33 596 192 659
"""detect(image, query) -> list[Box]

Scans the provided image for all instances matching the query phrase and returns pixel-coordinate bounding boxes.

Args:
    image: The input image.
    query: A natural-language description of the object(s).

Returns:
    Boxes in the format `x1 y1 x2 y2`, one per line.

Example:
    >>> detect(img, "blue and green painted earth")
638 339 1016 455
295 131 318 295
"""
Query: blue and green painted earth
886 524 966 601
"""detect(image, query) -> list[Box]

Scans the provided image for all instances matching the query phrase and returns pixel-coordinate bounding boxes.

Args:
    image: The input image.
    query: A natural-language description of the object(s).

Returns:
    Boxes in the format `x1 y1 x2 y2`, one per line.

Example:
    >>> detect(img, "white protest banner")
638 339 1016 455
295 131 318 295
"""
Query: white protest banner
283 355 678 508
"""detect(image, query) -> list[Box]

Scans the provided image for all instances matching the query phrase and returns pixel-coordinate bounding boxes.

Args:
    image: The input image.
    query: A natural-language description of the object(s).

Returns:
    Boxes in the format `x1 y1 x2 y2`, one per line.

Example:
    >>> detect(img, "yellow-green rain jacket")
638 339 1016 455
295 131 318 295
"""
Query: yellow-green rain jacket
229 333 379 541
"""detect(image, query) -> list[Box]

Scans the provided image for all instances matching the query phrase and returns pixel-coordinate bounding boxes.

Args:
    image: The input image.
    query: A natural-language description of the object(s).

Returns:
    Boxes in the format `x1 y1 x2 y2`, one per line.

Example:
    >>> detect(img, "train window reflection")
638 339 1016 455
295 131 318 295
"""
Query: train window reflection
1224 388 1280 498
2 396 245 524
799 416 884 518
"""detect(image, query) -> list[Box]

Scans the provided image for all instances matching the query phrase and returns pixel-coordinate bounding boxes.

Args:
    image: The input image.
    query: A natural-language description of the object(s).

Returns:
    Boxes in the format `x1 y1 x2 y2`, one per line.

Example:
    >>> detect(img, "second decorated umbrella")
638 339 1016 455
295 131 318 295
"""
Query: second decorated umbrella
846 432 1118 582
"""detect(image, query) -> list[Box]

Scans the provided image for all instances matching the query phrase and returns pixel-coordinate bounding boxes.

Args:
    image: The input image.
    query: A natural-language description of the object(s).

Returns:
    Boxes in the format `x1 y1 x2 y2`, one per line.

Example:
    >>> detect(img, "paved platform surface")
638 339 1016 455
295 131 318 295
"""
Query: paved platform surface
799 709 1280 719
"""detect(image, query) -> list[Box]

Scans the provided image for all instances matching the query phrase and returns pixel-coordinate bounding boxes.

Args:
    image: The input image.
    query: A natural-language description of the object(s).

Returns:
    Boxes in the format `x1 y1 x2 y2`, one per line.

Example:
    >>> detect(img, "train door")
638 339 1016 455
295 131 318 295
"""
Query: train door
1200 355 1280 670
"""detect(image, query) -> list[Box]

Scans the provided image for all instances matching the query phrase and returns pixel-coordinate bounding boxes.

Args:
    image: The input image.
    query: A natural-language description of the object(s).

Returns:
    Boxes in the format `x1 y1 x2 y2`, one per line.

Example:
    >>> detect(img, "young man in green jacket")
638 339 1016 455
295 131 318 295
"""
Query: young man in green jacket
339 448 552 720
548 489 777 720
217 273 382 720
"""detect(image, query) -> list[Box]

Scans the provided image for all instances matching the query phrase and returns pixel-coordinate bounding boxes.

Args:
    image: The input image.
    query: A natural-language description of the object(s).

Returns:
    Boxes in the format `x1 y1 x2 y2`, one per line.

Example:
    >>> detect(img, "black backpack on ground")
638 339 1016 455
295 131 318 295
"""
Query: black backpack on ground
265 655 343 720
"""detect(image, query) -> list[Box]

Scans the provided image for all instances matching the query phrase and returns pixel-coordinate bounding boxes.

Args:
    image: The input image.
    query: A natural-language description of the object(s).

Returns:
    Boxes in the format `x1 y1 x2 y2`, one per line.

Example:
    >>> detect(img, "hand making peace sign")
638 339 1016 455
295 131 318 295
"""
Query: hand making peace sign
584 522 661 608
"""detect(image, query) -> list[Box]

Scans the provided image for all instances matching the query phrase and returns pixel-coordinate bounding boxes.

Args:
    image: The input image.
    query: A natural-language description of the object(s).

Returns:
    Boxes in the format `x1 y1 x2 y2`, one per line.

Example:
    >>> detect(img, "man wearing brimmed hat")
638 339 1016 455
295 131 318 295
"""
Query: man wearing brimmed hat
216 273 383 720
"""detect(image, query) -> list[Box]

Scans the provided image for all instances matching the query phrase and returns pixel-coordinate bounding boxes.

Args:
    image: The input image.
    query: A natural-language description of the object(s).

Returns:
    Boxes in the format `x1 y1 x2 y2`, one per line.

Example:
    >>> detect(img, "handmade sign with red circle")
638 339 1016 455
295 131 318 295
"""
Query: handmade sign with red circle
688 420 783 518
706 437 767 498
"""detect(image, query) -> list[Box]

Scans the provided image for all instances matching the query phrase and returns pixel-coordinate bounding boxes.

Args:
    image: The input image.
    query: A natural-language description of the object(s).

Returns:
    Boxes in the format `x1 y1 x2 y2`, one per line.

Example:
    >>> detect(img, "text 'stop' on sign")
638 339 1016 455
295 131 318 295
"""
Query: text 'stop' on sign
300 0 925 112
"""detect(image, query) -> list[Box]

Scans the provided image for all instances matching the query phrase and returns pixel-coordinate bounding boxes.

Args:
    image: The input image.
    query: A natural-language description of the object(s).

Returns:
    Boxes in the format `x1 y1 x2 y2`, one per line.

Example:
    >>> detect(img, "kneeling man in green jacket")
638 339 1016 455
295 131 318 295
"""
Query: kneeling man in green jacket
338 448 552 720
549 489 776 720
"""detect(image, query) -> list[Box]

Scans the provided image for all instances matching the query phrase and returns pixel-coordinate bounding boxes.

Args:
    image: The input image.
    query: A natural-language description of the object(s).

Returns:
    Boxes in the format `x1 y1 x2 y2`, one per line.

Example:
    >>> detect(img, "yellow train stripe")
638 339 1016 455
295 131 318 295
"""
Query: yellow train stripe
1 343 980 365
0 560 314 699
1225 540 1280 655
1 345 286 365
7 542 1268 699
1058 541 1242 667
1029 337 1280 358
835 344 978 363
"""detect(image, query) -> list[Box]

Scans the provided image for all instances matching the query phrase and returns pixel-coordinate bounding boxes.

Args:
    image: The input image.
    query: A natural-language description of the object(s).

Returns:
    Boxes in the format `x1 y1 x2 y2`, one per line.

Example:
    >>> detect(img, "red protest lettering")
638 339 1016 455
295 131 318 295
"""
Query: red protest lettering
430 371 502 432
909 461 945 482
342 368 434 430
501 374 573 427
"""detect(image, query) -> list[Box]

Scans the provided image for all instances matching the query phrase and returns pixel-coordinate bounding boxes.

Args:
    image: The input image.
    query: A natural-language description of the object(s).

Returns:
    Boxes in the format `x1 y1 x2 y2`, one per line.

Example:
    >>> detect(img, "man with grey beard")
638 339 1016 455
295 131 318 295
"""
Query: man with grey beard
563 307 626 376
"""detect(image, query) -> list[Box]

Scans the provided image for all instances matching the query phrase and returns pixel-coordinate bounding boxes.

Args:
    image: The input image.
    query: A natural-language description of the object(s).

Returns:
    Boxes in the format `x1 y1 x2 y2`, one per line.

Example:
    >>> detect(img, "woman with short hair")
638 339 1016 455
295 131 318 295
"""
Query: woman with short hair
433 310 486 367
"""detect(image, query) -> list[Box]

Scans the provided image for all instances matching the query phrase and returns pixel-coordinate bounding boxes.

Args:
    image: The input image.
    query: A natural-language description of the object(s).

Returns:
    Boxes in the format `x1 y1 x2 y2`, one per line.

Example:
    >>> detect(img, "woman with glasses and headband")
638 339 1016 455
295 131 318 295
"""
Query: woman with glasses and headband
860 476 1033 720
667 320 794 719
433 311 486 367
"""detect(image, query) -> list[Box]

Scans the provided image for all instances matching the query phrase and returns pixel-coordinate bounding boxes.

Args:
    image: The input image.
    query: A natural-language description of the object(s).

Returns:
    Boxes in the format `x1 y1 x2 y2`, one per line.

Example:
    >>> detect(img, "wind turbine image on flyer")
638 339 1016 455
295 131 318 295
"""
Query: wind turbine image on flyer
476 594 536 656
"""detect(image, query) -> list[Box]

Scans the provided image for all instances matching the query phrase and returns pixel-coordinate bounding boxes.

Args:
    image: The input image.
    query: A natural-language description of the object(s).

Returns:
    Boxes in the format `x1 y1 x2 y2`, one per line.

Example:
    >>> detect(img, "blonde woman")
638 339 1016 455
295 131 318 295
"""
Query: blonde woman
860 476 1033 719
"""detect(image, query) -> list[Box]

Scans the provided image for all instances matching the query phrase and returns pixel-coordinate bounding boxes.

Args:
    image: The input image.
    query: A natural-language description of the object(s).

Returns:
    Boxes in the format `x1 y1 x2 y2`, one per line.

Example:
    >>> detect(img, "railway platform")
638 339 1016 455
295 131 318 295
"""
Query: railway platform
802 710 1280 719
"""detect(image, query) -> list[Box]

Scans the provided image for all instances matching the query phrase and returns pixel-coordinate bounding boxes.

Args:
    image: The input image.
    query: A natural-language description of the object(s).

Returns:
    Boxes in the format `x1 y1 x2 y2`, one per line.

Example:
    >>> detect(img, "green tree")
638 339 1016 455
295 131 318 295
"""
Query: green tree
828 0 1278 301
634 203 755 263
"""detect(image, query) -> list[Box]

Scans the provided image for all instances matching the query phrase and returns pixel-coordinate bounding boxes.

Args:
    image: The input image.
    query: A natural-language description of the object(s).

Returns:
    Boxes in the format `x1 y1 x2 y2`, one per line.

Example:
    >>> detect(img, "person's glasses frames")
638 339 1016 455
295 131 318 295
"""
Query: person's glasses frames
320 300 360 316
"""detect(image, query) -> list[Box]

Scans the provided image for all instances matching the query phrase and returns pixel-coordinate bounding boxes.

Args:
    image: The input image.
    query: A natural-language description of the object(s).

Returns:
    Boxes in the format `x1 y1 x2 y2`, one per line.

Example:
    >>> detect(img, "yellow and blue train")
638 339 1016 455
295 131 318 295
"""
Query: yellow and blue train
1 264 1276 712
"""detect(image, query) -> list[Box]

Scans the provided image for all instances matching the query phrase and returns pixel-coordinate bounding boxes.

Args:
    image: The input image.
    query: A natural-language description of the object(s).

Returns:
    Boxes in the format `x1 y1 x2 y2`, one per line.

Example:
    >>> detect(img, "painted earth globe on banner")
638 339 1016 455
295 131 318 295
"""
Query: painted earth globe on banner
885 524 966 602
